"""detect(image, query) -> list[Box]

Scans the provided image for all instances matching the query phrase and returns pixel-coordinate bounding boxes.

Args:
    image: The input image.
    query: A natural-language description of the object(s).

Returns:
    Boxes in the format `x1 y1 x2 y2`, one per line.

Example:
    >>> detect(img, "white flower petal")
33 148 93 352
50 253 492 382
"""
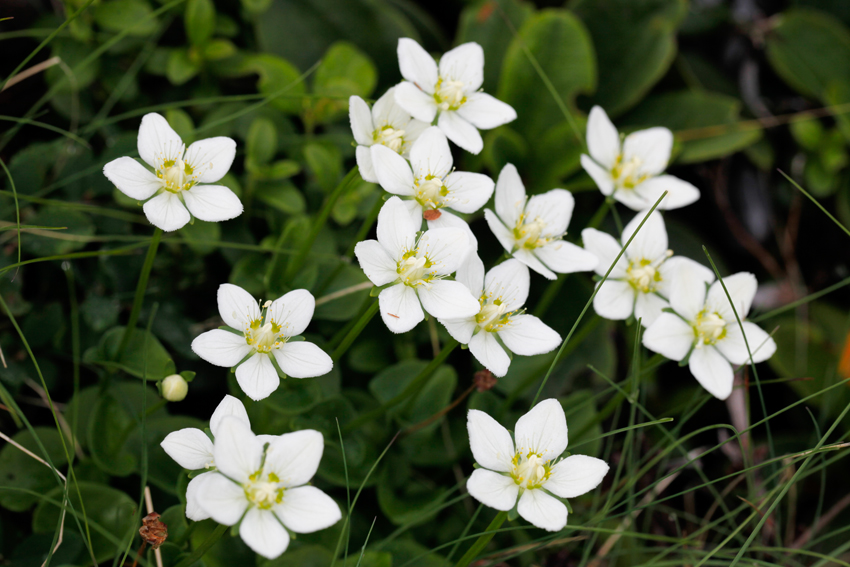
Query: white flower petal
689 346 734 400
403 119 430 154
592 280 635 321
498 314 560 356
524 189 574 238
379 284 424 333
634 175 700 211
268 289 315 337
668 262 711 321
137 112 183 169
377 197 417 257
517 488 567 532
514 248 557 280
642 313 693 361
623 127 672 176
468 331 511 377
612 185 660 211
275 486 341 533
235 353 280 401
355 240 399 286
466 409 515 472
466 469 519 511
515 399 568 459
398 38 438 92
273 342 332 379
394 81 438 123
411 126 453 180
209 395 250 438
545 455 609 498
494 163 526 228
438 110 483 154
581 228 628 278
455 251 485 297
265 429 323 487
534 241 598 275
142 192 190 232
240 507 290 560
457 92 516 130
417 280 479 320
485 209 517 256
356 145 377 183
213 416 262 483
484 259 529 312
586 106 620 169
426 203 479 251
195 472 247 525
656 257 714 299
634 292 669 327
349 95 374 146
191 329 252 367
706 272 757 321
621 209 667 262
715 322 776 365
217 283 261 329
439 42 484 91
161 428 214 470
185 472 212 521
182 184 243 223
372 144 415 196
443 171 494 214
103 157 162 201
372 86 409 128
438 317 477 344
184 137 236 183
417 227 469 275
581 154 615 196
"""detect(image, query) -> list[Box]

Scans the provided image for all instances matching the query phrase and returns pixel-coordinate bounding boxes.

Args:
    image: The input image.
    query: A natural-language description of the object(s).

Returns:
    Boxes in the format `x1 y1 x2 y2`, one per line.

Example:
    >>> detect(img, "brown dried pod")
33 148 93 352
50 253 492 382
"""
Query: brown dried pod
423 209 442 221
139 512 168 550
473 369 497 392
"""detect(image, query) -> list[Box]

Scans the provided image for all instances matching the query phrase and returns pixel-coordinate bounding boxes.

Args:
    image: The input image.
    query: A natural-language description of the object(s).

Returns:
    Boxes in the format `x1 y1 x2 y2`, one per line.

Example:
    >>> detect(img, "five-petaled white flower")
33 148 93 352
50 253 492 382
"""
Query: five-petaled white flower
582 210 714 327
394 38 516 154
160 395 251 522
484 163 598 280
193 416 341 559
371 126 494 248
191 284 333 401
466 399 609 532
642 264 777 400
440 256 560 377
354 196 479 334
103 113 243 232
580 106 700 211
349 87 429 183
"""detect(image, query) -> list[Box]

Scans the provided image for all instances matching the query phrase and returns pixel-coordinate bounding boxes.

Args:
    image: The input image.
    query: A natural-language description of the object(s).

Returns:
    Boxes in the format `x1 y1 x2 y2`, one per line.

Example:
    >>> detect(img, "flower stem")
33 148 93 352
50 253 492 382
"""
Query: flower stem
116 228 162 362
285 166 360 282
452 511 507 567
172 523 228 567
331 300 379 361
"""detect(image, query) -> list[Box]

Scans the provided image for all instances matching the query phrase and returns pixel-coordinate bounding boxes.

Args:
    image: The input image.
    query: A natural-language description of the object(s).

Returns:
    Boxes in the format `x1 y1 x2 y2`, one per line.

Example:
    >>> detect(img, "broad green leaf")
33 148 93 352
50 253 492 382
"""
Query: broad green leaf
167 48 201 85
185 0 215 47
86 325 175 381
87 391 137 476
81 296 120 333
314 263 370 321
0 428 69 512
246 117 278 169
256 182 307 214
303 142 343 193
166 108 195 145
93 0 158 36
312 41 377 124
377 455 451 525
46 38 100 91
261 545 333 567
20 208 95 257
180 219 221 256
240 54 307 114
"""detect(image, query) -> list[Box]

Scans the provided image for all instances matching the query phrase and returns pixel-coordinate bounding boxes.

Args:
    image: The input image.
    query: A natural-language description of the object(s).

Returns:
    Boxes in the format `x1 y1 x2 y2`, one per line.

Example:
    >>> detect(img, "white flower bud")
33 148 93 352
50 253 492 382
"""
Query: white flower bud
162 374 189 402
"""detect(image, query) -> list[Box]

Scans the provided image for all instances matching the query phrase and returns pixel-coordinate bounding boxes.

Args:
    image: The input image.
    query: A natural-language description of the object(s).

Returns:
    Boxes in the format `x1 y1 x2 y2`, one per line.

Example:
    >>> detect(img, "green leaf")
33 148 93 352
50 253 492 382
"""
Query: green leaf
256 182 307 214
20 207 95 257
241 0 273 15
88 392 137 476
181 219 222 255
166 108 196 145
46 39 99 91
32 481 137 564
203 39 238 60
574 0 688 116
246 117 278 169
185 0 215 47
311 41 377 124
81 295 120 333
498 9 596 140
261 545 333 567
0 427 69 512
303 142 342 192
240 54 307 114
167 48 201 85
790 115 824 150
86 325 175 381
314 264 370 321
93 0 158 36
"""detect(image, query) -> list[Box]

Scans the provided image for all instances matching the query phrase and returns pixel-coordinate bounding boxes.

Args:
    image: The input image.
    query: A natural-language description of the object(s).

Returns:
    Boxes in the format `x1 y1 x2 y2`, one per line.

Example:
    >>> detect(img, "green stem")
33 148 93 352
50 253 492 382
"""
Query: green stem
453 511 507 567
116 227 162 361
172 523 228 567
586 198 611 230
286 166 360 282
343 339 458 433
331 300 379 361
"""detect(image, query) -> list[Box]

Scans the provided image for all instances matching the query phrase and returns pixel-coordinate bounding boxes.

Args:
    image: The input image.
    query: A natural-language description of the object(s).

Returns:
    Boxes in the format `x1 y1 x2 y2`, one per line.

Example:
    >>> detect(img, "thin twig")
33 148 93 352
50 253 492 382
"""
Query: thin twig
1 56 61 92
25 378 84 459
314 281 373 306
791 491 850 548
403 385 475 436
144 486 164 567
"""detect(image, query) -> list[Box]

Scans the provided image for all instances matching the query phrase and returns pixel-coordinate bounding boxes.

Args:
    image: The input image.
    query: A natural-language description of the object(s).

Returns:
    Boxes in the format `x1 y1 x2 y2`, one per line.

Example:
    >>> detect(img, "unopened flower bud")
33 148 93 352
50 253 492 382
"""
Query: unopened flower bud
162 374 188 402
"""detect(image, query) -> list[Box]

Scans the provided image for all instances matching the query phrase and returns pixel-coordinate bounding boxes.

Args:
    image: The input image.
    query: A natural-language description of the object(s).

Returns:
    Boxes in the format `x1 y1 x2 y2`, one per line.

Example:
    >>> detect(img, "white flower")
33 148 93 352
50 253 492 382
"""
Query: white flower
161 374 189 401
160 394 251 522
353 196 479 334
394 38 516 154
193 416 341 559
466 399 609 532
440 256 560 377
582 210 715 327
580 106 700 211
484 163 598 280
349 87 429 183
642 265 777 400
191 284 333 401
103 113 243 232
371 126 494 248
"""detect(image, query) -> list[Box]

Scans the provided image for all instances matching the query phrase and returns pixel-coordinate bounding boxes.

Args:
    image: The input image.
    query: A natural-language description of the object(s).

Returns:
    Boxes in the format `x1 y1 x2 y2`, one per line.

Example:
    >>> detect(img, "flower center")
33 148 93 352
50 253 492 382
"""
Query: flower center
245 319 286 353
513 215 552 250
475 298 511 332
627 259 661 293
511 451 552 490
415 177 448 210
611 155 648 190
158 157 194 192
374 126 406 154
434 77 466 111
693 310 726 347
397 253 435 287
245 471 284 510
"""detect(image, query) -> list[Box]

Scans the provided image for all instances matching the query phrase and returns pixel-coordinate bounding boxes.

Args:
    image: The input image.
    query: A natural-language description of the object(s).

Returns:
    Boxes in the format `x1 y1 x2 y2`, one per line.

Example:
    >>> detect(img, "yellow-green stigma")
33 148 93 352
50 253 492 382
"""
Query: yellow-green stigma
626 258 662 293
611 154 649 190
510 450 553 490
157 157 195 193
475 296 512 332
245 315 287 354
433 77 466 112
374 125 407 153
397 249 436 287
414 175 449 211
512 214 553 250
693 309 726 347
245 470 284 510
